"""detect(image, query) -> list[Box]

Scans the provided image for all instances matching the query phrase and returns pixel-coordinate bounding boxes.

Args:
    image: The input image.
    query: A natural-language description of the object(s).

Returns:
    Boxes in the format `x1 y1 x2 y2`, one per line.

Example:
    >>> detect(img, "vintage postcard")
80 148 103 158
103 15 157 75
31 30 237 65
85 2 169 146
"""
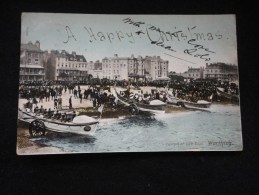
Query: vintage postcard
17 13 242 154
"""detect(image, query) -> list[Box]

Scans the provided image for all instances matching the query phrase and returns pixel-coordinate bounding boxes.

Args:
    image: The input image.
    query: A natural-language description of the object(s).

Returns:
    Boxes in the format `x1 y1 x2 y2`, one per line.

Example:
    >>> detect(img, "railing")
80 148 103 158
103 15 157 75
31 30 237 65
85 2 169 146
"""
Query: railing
20 71 45 76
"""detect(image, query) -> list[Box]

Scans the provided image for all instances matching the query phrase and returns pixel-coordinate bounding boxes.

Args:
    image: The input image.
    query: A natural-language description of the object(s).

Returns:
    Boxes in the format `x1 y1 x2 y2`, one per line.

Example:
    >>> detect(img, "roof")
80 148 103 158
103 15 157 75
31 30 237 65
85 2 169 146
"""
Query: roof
66 54 87 62
20 64 44 69
56 52 87 62
206 63 238 69
21 43 43 52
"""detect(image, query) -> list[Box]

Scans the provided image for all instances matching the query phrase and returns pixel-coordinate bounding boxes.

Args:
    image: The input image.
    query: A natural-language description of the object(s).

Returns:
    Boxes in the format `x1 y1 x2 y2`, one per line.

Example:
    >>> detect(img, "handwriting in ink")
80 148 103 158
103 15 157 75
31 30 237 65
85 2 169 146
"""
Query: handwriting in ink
145 25 176 52
63 26 77 44
84 27 135 43
184 39 216 61
123 17 145 27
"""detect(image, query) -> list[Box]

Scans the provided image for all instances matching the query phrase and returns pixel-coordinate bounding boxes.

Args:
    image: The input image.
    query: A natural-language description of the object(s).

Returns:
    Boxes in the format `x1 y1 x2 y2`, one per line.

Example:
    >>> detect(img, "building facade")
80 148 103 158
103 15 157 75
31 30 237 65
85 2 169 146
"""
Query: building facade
20 41 45 81
182 67 204 79
148 56 169 80
204 63 238 81
102 54 129 80
101 54 169 81
54 50 88 81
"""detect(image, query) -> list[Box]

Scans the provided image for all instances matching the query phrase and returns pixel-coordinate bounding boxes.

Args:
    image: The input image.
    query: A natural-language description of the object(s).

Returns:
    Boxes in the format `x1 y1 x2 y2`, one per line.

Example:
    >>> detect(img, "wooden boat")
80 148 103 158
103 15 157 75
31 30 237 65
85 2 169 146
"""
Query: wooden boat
113 87 166 114
166 94 182 105
217 87 239 102
18 109 99 137
166 93 211 109
182 100 211 109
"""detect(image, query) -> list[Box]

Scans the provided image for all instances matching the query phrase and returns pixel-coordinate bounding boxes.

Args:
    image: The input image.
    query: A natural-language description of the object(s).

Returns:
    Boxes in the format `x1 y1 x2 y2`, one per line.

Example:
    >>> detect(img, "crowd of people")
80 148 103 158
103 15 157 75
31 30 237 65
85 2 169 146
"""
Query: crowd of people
20 78 239 113
167 79 239 102
21 81 118 114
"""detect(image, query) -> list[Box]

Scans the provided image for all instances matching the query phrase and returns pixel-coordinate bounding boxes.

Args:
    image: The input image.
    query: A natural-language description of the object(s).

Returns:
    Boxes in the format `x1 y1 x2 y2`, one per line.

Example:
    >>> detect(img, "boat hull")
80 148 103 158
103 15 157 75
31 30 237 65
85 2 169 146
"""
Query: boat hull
18 110 98 136
217 87 239 102
114 88 166 114
182 101 211 109
167 94 211 109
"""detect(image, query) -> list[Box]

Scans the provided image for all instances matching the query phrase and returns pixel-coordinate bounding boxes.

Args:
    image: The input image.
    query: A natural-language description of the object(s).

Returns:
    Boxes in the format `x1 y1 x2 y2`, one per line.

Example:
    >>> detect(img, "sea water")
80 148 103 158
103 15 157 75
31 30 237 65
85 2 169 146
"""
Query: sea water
36 103 242 152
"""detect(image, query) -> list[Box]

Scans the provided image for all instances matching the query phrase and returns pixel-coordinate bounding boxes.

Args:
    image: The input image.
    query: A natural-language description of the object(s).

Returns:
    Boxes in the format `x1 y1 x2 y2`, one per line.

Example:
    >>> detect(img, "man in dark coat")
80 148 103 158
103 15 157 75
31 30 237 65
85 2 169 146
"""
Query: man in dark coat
69 96 72 109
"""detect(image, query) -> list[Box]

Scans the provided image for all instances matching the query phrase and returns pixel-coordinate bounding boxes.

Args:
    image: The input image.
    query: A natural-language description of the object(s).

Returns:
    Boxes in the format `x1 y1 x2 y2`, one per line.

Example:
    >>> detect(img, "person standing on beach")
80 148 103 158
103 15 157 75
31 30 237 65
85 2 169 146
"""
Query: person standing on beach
54 97 58 109
74 89 78 99
58 96 62 109
79 93 82 103
93 98 97 108
69 96 72 109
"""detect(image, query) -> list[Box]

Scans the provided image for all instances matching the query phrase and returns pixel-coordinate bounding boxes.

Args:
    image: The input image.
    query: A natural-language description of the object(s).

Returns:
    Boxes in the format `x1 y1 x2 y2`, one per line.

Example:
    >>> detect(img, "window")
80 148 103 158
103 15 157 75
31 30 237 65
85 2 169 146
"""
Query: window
28 59 31 64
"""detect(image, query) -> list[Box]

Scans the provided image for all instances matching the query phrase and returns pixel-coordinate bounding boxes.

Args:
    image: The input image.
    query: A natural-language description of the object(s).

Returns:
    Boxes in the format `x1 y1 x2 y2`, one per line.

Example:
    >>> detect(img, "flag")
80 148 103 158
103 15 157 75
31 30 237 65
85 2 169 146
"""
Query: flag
98 104 104 113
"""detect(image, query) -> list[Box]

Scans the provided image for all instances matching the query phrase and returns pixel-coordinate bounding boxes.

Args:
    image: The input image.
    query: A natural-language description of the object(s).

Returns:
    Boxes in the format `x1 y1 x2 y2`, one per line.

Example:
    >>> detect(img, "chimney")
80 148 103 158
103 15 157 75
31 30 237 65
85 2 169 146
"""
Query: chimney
35 40 40 49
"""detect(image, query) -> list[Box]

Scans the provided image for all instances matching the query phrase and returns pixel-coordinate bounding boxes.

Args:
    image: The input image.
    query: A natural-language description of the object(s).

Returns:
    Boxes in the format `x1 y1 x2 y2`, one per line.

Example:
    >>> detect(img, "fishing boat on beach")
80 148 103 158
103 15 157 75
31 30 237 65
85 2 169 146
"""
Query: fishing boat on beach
113 87 166 114
18 108 99 137
216 87 239 102
166 92 212 109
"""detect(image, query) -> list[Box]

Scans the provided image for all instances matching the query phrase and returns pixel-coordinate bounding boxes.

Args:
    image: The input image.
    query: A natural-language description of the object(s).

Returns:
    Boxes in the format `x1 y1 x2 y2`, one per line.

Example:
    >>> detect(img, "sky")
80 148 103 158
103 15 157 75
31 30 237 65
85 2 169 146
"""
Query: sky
21 13 238 73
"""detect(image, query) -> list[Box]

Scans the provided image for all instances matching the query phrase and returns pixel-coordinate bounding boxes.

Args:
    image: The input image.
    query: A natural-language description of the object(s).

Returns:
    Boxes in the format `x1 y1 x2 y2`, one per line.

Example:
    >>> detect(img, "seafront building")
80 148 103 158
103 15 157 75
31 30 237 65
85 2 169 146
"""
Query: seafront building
44 50 103 81
102 54 169 81
204 63 238 81
20 41 45 81
53 50 88 81
20 41 170 82
179 63 238 82
182 67 205 79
